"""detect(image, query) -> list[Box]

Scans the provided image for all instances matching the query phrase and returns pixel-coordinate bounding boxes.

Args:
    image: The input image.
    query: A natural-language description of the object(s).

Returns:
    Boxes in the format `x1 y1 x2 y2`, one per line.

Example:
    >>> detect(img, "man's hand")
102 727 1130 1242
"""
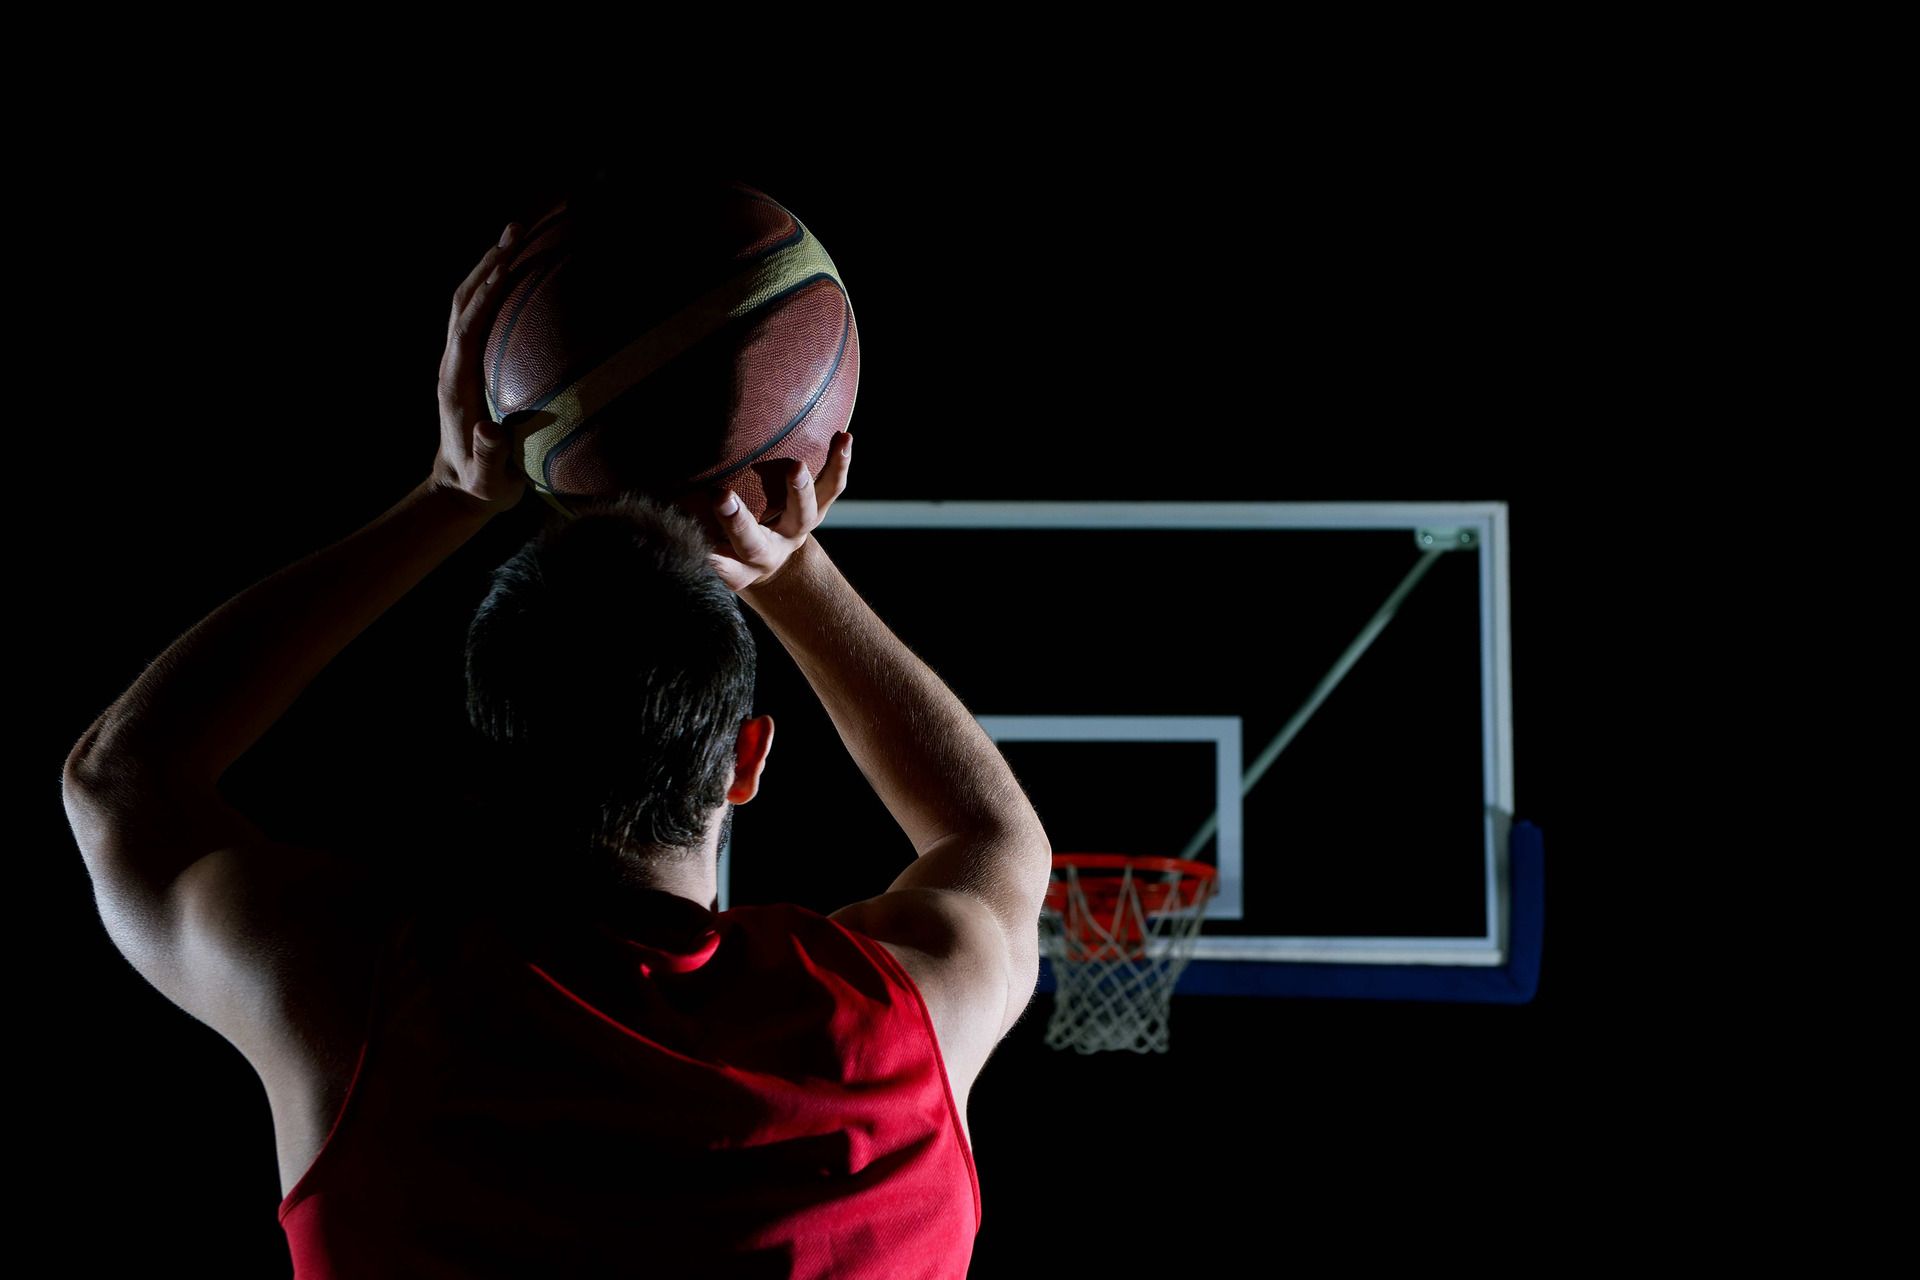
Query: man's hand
427 222 539 519
701 431 853 594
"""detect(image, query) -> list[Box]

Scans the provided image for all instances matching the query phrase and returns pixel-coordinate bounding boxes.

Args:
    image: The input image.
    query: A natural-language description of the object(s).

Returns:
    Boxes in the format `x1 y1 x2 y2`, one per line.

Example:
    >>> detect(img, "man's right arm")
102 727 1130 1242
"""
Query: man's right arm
740 534 1050 1029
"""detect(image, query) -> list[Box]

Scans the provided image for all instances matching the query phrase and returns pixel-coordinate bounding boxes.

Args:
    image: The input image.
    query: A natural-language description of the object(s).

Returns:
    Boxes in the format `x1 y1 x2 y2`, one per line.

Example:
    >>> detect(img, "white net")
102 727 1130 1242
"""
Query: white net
1038 857 1217 1055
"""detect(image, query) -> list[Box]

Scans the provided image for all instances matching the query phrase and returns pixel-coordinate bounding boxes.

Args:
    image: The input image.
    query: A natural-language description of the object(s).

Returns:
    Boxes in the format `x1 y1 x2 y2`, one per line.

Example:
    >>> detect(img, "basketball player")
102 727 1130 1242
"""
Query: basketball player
60 222 1051 1277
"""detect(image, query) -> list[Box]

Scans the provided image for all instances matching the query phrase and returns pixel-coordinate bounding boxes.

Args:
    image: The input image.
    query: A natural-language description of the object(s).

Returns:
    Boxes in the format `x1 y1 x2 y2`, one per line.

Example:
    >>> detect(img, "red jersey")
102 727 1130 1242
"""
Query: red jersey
278 885 980 1278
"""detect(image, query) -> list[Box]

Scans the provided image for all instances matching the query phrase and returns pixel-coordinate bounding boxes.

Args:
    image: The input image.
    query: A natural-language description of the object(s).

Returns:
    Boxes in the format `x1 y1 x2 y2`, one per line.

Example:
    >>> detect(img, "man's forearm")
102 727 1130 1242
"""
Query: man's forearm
64 479 496 793
741 535 1042 855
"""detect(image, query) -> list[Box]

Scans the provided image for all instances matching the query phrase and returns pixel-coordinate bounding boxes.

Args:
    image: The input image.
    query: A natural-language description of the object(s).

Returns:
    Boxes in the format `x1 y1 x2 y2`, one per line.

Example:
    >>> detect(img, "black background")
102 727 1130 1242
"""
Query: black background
31 121 1670 1274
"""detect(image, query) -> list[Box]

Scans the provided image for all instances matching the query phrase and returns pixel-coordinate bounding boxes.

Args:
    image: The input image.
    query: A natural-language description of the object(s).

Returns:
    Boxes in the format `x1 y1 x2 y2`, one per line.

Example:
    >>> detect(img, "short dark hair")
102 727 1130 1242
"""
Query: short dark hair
463 492 757 878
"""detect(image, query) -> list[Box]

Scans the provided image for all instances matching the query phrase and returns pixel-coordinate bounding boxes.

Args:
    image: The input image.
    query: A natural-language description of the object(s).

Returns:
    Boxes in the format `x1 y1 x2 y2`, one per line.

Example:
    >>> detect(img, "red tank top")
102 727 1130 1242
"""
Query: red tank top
278 886 980 1278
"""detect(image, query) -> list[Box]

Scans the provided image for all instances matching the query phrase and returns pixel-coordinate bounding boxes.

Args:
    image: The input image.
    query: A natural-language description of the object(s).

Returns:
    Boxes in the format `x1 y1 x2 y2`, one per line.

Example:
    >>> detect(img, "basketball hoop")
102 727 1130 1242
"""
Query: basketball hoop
1038 853 1217 1055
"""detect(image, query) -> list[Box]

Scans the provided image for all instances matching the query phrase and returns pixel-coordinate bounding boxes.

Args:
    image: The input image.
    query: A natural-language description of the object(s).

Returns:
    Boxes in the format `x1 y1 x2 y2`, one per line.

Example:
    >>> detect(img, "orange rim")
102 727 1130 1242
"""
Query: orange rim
1044 854 1217 959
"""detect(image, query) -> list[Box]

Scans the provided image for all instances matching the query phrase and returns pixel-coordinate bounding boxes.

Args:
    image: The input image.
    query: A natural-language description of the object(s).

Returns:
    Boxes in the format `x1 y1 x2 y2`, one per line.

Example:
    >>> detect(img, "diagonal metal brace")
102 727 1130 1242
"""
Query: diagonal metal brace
1178 528 1476 861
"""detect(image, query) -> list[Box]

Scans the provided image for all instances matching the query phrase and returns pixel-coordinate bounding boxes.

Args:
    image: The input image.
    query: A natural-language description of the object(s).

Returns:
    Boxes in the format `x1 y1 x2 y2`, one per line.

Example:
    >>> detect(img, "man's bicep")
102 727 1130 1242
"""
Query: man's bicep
881 826 1050 945
103 832 383 1072
881 826 1048 1028
833 883 1038 1046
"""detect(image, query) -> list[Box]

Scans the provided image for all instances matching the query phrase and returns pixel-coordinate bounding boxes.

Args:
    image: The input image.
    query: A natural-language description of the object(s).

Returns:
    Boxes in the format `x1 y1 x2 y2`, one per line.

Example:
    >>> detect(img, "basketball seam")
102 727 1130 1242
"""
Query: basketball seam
543 275 854 498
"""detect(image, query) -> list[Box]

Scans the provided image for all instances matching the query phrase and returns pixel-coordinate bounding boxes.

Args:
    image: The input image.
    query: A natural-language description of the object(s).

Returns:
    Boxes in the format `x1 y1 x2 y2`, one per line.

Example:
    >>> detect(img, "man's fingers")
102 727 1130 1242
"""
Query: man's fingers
815 431 853 517
778 458 819 536
452 245 504 317
714 490 764 561
453 258 515 344
450 226 520 323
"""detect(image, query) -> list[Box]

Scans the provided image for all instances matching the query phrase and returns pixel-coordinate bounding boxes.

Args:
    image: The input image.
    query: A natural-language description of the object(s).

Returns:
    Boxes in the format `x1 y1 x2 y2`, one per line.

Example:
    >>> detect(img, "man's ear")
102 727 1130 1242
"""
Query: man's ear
727 714 774 804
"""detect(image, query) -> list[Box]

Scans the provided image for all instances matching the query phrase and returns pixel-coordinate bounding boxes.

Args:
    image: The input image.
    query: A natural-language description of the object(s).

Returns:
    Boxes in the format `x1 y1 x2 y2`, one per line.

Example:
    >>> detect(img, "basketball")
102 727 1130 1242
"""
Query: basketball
481 172 861 542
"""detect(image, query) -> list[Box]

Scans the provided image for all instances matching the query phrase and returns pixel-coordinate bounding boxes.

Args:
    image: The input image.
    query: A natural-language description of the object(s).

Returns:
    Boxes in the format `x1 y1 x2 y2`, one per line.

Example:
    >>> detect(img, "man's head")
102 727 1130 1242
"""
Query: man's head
463 492 771 901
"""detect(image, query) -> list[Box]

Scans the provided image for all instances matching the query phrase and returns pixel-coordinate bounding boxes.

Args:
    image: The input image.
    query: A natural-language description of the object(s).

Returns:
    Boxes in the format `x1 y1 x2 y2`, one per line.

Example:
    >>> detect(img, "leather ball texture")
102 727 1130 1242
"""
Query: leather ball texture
482 175 860 542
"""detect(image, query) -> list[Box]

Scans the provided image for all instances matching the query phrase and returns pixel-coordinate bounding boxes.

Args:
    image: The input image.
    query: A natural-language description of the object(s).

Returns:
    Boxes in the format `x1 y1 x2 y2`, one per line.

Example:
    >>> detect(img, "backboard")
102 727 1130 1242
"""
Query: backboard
788 501 1541 1003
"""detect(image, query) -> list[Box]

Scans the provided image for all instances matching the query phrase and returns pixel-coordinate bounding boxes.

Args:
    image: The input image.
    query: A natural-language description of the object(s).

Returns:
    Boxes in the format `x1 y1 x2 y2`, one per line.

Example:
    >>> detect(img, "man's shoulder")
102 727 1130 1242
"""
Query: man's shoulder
722 900 918 984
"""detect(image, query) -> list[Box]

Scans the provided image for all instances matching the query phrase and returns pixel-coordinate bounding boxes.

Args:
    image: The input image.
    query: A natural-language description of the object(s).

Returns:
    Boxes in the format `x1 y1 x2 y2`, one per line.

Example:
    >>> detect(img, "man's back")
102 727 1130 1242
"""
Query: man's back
279 887 979 1279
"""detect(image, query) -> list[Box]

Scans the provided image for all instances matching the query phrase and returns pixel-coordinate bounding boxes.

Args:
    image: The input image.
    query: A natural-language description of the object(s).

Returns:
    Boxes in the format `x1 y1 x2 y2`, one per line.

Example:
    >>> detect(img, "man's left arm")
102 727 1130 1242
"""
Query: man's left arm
62 477 496 889
60 221 535 1046
63 217 528 887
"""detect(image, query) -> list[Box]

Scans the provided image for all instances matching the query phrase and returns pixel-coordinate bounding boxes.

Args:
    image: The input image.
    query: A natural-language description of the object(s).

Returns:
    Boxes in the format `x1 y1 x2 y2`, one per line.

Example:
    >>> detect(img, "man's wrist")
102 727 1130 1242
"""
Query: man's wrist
743 534 821 606
419 475 503 526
